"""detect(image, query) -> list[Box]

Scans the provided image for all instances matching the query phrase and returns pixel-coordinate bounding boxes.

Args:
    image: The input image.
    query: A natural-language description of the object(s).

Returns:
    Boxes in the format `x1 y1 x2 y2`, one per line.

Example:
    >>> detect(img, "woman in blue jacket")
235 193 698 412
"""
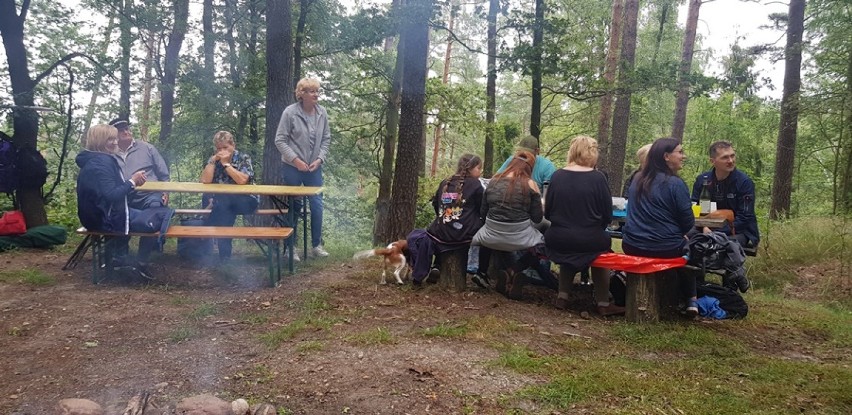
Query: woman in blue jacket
622 137 698 315
76 124 148 260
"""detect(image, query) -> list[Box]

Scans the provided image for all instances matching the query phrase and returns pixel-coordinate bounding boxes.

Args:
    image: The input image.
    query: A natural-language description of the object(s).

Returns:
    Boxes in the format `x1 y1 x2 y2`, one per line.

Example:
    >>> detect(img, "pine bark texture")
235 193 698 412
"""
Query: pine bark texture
596 0 624 173
607 0 639 196
158 0 190 159
529 0 544 139
263 0 294 192
484 0 498 177
771 0 806 219
671 0 702 141
388 0 431 240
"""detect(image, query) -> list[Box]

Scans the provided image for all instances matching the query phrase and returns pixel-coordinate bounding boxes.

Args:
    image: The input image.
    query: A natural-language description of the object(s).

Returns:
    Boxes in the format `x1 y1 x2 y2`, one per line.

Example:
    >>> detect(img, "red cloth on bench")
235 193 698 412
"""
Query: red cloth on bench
591 252 686 274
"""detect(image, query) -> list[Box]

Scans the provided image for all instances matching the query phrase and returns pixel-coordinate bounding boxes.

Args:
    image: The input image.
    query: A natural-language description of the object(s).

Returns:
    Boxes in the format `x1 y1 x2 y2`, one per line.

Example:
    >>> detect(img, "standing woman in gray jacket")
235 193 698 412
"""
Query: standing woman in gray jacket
274 78 332 259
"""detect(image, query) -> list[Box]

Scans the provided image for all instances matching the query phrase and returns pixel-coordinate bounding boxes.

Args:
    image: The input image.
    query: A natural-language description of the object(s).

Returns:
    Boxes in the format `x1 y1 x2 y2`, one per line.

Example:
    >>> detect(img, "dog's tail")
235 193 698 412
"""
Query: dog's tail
353 249 378 260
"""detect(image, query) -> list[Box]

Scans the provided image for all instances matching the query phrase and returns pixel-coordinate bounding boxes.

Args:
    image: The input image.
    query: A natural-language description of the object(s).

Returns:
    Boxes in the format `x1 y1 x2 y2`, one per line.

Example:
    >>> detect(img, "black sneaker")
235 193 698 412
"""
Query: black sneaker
735 275 750 293
470 273 489 289
426 267 440 284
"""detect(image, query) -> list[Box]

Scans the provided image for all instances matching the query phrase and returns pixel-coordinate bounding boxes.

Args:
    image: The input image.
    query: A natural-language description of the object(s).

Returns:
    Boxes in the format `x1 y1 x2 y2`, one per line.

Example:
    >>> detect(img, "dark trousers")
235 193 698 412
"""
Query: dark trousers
281 164 324 248
622 242 697 300
205 194 259 258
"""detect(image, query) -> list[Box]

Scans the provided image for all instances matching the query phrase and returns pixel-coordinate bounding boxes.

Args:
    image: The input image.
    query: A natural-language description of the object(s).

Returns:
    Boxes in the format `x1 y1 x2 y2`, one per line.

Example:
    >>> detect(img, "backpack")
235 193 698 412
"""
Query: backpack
697 282 748 319
688 231 748 292
176 217 213 260
16 146 48 190
0 134 18 194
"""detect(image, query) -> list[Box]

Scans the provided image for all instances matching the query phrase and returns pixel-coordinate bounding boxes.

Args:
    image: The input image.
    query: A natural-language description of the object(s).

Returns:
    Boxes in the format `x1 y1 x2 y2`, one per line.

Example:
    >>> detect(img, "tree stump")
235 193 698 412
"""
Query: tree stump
437 248 468 291
625 269 682 322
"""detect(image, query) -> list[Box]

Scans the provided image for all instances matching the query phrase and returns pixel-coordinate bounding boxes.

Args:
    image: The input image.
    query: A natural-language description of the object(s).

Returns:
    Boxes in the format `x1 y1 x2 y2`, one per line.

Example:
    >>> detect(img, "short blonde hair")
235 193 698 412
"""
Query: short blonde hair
86 124 118 152
295 78 321 101
212 131 235 147
636 143 652 168
567 135 599 168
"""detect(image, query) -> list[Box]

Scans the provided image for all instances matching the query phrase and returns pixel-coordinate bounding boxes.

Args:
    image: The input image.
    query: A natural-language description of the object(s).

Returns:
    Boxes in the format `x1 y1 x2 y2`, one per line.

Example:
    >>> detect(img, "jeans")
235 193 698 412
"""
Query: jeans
281 164 324 248
204 194 259 258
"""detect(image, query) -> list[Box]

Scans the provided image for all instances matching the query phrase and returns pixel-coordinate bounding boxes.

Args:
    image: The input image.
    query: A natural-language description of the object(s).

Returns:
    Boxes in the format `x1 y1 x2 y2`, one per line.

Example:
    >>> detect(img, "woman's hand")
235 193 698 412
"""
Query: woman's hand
131 170 147 187
308 159 322 172
216 149 233 163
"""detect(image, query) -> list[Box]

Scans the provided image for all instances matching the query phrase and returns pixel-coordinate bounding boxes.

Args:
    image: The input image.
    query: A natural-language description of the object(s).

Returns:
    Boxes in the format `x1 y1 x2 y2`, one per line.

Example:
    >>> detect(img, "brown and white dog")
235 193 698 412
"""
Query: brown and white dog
353 240 410 285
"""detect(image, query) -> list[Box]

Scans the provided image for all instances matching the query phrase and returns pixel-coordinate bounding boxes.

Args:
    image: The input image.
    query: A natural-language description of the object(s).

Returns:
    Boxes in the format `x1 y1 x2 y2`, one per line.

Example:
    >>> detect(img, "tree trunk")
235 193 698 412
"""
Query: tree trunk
118 0 133 121
671 0 702 141
140 35 155 142
842 48 852 213
202 0 214 73
388 0 431 240
607 0 639 196
529 0 544 140
83 15 116 136
771 0 806 219
224 0 243 140
263 0 294 190
484 0 498 177
158 0 190 158
293 0 313 90
0 0 48 227
430 3 454 178
596 0 623 173
373 0 404 245
651 0 671 65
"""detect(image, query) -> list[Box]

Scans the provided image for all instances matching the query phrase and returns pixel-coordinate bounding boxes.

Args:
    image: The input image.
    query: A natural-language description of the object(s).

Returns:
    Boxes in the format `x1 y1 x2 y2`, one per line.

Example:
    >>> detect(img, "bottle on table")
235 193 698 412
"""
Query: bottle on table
699 178 712 215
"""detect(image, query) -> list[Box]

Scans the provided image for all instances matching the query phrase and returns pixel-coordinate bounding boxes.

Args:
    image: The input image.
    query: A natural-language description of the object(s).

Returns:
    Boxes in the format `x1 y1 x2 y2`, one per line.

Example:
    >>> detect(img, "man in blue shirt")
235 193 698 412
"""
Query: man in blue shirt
691 141 760 249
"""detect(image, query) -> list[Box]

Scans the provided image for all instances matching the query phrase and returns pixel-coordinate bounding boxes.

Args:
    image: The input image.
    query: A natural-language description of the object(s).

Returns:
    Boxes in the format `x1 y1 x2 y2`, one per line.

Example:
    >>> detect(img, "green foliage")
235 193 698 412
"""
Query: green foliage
346 326 395 345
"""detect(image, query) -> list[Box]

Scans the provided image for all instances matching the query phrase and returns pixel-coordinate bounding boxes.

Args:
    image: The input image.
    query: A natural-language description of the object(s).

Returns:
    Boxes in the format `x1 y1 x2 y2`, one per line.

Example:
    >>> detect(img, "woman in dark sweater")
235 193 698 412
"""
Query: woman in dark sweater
544 135 621 315
622 137 698 315
471 150 543 299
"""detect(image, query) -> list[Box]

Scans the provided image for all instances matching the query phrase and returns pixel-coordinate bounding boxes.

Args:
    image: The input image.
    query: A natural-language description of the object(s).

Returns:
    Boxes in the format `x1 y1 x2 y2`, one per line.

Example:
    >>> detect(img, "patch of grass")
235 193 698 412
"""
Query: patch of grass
239 312 269 325
169 295 191 306
0 268 55 285
610 322 748 356
299 290 331 314
295 340 325 353
260 320 307 348
168 325 197 343
188 302 220 320
422 321 469 338
346 327 395 345
742 293 852 349
466 314 522 341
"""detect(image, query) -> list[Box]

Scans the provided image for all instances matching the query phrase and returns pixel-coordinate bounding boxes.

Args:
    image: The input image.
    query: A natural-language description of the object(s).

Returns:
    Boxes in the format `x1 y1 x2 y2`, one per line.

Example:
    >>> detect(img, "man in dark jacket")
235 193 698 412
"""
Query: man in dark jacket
691 141 760 249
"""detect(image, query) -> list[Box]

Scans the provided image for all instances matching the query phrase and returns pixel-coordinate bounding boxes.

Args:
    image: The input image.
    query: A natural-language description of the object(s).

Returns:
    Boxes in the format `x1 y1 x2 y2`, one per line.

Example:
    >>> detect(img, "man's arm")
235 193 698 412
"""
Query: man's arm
690 173 703 203
150 145 170 182
733 176 757 233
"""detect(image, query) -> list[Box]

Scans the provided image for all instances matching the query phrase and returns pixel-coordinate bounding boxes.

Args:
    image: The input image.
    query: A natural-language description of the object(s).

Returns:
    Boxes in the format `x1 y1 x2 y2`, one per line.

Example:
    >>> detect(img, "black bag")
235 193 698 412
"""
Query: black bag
16 146 48 190
609 270 627 307
176 218 212 260
697 282 748 319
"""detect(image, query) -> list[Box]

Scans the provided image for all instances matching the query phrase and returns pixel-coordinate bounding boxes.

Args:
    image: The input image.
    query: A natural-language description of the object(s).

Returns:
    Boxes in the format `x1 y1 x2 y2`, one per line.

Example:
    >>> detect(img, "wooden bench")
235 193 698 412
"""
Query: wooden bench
591 253 687 323
64 225 293 287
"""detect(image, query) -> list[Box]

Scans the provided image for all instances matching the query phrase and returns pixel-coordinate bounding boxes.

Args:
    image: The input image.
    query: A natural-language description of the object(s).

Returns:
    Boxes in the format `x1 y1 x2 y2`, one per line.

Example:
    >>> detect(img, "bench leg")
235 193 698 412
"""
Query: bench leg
62 235 92 271
626 272 662 323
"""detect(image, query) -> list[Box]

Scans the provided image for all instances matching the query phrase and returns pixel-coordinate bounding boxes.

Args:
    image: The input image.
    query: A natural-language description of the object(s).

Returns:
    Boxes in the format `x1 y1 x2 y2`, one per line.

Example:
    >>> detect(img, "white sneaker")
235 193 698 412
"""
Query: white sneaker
286 248 301 262
311 245 330 257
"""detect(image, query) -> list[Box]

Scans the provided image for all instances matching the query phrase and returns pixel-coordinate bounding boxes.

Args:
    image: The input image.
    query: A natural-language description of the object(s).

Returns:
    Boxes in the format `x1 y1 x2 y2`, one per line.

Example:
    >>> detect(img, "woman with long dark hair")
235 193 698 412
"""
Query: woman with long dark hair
622 137 698 315
471 150 544 299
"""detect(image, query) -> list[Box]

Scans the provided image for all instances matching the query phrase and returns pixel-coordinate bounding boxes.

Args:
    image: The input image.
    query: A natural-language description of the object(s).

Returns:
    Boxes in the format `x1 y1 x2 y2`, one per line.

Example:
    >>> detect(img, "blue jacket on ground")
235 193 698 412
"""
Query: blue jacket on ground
691 168 760 246
623 172 695 253
76 150 135 234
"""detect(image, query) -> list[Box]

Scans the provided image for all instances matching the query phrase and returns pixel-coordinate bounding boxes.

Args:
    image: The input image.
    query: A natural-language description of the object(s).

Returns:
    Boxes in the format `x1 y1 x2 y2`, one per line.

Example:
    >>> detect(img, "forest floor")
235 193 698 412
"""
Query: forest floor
0 238 850 414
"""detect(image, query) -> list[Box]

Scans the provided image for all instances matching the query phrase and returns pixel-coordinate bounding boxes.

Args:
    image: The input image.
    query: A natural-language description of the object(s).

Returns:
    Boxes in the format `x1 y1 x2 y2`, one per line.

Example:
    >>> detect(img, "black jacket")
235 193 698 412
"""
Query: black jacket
691 168 760 245
76 150 134 234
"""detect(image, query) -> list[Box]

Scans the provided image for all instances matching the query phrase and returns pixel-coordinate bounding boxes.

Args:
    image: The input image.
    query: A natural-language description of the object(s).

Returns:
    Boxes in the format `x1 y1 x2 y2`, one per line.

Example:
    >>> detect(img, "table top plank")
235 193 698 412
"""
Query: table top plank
137 181 323 196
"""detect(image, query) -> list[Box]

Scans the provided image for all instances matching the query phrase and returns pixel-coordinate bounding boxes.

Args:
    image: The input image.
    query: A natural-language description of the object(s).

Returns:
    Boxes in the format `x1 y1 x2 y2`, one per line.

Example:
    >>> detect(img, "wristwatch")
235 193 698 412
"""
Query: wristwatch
222 163 232 169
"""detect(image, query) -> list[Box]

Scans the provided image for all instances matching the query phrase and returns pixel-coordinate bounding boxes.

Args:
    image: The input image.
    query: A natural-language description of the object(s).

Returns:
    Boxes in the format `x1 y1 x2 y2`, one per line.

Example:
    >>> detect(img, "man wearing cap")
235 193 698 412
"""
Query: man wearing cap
109 117 170 260
496 135 557 190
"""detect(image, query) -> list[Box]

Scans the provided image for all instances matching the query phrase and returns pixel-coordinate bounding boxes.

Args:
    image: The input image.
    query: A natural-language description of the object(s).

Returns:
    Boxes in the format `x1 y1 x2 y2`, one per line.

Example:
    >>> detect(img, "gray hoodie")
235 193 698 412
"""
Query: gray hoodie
274 102 331 166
